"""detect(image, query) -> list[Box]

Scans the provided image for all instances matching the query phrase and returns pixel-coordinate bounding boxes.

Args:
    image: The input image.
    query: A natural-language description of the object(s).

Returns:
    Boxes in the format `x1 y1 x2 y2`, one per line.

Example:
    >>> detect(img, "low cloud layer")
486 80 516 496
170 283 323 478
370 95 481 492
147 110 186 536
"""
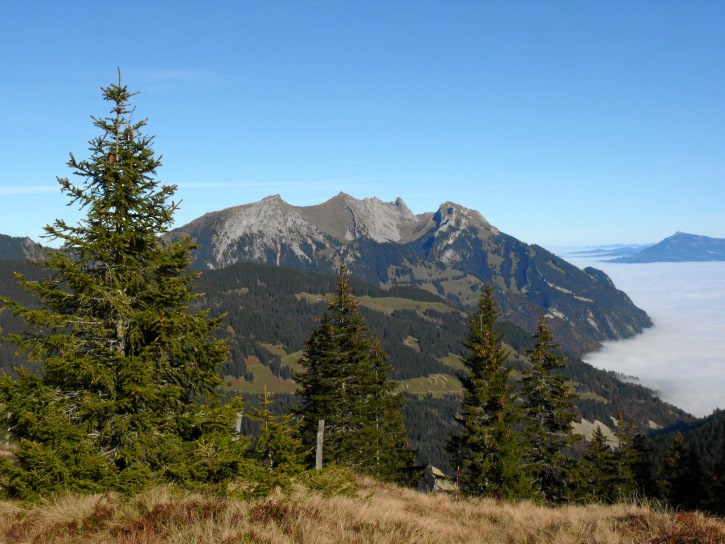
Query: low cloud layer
561 255 725 418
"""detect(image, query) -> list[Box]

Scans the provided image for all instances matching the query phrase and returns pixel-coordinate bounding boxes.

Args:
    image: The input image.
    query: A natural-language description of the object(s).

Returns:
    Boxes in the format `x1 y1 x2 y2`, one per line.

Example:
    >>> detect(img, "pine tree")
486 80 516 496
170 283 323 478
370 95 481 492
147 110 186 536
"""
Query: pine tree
611 413 639 499
0 75 244 499
521 316 580 503
630 431 659 498
577 419 650 504
366 338 418 485
659 431 706 510
249 388 307 489
581 425 618 503
447 285 532 499
295 265 414 484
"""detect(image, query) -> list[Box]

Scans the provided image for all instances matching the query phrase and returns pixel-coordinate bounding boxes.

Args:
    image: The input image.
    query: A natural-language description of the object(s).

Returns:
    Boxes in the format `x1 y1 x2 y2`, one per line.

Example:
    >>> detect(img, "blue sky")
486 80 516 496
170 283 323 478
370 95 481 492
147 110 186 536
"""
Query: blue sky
1 1 724 248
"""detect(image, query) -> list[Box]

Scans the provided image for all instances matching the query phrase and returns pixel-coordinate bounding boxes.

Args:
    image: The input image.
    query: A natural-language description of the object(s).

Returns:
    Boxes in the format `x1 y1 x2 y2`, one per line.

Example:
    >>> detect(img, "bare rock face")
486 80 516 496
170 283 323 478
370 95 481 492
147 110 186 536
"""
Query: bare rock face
297 193 420 243
0 234 43 262
170 194 652 355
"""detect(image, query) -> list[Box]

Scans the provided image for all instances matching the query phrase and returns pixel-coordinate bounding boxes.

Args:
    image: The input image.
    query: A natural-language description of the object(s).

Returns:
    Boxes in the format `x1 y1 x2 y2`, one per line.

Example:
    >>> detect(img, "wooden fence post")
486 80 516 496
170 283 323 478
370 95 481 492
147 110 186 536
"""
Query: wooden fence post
232 410 243 441
316 420 325 470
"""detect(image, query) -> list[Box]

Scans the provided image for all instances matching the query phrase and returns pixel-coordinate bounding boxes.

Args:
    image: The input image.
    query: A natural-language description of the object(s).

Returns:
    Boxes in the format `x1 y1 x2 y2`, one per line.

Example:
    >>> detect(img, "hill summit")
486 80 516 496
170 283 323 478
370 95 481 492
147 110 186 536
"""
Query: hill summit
609 232 725 263
171 194 652 355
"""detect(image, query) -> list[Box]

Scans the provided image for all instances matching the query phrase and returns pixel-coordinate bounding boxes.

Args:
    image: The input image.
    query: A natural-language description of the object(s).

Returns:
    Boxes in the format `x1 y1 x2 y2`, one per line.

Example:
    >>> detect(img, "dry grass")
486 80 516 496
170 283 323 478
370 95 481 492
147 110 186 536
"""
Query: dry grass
221 356 297 394
1 475 723 544
294 291 457 317
398 373 463 397
356 295 456 317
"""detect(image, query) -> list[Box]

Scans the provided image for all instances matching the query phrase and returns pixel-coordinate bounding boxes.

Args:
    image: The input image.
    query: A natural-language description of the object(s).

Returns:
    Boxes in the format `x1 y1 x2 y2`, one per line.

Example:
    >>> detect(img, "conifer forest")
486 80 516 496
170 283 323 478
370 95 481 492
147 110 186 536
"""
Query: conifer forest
0 77 722 522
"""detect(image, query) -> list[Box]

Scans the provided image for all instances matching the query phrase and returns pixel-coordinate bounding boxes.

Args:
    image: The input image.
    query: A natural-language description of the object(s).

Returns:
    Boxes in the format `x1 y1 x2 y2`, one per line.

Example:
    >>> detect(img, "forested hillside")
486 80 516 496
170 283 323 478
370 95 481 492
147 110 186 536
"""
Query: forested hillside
157 261 725 510
0 257 694 473
657 409 725 468
195 262 690 419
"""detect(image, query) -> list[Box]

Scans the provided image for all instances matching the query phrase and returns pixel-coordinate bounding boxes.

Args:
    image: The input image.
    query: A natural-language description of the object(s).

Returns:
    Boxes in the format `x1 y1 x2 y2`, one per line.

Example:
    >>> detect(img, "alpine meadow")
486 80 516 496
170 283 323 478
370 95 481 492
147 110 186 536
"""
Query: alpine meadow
0 77 723 543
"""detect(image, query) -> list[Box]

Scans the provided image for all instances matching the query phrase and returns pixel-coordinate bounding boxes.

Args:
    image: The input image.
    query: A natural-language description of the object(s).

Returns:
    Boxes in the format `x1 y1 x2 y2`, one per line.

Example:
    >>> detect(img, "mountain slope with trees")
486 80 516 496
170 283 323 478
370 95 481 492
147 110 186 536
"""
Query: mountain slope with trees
0 234 42 261
1 257 691 472
169 194 653 357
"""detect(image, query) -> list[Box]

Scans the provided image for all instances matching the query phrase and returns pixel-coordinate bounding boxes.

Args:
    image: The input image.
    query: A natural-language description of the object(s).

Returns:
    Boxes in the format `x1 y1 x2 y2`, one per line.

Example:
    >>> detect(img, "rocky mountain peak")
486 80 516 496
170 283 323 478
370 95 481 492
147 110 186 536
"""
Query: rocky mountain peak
178 194 327 269
432 201 498 237
297 193 418 243
217 194 297 235
394 196 413 216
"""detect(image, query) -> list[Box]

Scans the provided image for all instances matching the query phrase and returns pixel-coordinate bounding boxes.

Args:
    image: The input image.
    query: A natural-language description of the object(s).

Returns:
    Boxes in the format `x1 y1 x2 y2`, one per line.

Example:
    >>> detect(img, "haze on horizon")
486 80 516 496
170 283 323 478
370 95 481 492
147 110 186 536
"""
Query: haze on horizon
1 2 724 250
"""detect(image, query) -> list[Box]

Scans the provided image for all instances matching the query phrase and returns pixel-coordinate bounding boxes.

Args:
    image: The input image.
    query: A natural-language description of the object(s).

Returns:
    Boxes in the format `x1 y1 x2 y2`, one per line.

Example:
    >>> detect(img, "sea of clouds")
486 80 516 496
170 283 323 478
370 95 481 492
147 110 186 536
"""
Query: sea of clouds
557 252 725 418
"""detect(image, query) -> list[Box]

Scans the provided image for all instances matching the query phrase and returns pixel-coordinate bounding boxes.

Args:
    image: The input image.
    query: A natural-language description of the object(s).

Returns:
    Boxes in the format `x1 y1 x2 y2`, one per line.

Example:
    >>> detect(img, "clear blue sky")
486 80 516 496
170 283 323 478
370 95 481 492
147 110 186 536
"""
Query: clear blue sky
1 1 723 248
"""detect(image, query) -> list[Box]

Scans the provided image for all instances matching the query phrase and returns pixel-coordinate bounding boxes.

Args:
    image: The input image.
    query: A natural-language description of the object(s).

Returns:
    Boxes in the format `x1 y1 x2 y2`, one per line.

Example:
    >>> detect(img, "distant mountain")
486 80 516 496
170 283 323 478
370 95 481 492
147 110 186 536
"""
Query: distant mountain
609 232 725 263
170 193 652 356
0 234 42 261
571 244 653 259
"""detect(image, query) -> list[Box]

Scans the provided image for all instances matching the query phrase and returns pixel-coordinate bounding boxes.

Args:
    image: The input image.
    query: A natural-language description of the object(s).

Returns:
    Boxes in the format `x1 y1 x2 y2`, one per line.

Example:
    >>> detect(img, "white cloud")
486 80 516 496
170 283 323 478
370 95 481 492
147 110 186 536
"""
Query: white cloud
564 256 725 418
0 185 56 195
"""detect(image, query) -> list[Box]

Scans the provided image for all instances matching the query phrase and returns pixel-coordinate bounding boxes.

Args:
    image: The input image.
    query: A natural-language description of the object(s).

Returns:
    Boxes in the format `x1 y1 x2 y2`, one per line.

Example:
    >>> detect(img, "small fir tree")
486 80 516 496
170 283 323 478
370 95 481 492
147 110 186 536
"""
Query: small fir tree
580 425 618 503
630 431 659 498
659 431 706 511
366 338 418 485
521 315 580 503
249 389 307 489
447 285 532 499
0 75 244 499
611 413 639 499
295 265 414 484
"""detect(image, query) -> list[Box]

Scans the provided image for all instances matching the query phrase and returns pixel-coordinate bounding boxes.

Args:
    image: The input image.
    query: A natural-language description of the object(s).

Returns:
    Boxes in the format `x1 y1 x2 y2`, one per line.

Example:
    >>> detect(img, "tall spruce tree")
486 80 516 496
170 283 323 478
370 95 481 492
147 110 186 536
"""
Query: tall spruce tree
580 425 618 503
577 418 646 504
521 316 579 503
611 413 639 499
447 285 531 499
0 75 244 499
659 431 706 511
294 265 414 484
630 431 659 499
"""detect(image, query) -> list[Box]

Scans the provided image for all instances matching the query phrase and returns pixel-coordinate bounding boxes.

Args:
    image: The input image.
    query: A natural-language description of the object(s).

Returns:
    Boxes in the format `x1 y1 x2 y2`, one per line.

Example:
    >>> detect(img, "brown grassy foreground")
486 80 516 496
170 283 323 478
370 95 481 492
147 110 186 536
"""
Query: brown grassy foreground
1 475 724 544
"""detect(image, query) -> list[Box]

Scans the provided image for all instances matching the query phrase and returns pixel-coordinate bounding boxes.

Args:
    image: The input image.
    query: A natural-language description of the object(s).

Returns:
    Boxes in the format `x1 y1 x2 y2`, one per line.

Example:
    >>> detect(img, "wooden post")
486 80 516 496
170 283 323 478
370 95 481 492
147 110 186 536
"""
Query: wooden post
232 410 243 441
315 420 325 470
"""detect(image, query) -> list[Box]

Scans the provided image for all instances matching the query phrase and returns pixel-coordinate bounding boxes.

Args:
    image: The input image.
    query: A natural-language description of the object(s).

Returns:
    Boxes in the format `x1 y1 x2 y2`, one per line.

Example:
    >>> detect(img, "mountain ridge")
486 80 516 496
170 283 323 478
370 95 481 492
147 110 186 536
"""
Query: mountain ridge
170 194 652 356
